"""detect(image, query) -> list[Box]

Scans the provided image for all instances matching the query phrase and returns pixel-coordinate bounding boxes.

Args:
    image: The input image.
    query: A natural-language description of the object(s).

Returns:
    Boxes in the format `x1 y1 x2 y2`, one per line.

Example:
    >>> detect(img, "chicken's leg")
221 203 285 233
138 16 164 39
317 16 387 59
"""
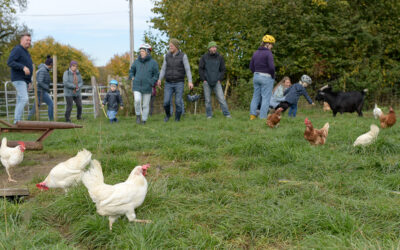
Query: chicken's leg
126 212 151 224
5 168 16 182
133 219 152 223
108 216 119 230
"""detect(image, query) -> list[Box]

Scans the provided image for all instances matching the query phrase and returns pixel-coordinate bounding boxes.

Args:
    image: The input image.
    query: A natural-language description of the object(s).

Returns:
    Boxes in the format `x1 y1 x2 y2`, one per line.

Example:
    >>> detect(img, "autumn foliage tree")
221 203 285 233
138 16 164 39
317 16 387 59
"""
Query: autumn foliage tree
104 52 130 78
0 0 28 81
30 37 99 83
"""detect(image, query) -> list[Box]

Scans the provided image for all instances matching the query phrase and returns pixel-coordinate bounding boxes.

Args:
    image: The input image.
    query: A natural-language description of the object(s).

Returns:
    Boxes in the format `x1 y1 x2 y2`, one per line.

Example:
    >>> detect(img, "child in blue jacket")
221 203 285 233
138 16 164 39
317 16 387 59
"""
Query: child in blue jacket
102 80 124 123
276 75 315 117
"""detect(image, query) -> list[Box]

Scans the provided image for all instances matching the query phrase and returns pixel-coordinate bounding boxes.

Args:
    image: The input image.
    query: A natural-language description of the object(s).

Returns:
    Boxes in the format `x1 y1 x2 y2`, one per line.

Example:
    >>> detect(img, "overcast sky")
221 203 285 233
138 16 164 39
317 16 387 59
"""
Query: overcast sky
17 0 162 66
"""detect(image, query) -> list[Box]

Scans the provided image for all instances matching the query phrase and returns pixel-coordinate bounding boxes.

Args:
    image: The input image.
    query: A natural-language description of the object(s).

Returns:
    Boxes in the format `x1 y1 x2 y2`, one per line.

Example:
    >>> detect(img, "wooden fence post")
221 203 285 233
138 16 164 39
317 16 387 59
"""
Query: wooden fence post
32 64 40 120
91 76 100 118
224 75 231 99
52 55 58 121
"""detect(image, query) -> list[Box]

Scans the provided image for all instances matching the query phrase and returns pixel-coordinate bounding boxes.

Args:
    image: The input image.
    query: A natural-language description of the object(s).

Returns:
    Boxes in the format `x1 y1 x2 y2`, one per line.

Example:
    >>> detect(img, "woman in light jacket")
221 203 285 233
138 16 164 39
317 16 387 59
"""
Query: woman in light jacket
129 44 159 125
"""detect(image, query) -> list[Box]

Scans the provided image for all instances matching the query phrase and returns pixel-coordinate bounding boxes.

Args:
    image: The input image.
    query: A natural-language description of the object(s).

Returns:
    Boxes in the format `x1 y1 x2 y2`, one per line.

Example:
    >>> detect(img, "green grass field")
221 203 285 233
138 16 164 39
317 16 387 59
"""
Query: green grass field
1 107 400 249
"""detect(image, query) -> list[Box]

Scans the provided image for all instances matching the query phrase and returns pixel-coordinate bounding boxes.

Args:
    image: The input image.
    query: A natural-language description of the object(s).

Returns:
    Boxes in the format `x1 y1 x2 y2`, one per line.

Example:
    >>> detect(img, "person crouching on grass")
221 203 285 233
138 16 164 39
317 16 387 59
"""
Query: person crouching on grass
275 74 315 116
102 79 123 123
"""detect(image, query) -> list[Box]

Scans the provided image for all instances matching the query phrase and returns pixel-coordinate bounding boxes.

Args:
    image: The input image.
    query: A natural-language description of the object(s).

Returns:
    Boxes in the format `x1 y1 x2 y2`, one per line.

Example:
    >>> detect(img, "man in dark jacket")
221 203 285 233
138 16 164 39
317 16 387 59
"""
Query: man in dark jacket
199 41 231 118
157 38 193 122
28 55 54 121
7 33 33 124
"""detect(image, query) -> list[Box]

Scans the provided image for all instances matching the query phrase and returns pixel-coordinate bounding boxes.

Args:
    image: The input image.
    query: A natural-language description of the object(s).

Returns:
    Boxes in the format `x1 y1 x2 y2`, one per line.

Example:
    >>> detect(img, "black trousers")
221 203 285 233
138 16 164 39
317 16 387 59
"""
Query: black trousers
275 101 290 112
65 95 82 120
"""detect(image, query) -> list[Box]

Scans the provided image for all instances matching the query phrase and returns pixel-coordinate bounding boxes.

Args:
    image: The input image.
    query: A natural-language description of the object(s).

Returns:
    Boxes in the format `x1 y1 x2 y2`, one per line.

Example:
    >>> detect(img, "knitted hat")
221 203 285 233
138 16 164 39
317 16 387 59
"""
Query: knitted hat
169 38 180 49
70 60 78 67
45 55 53 66
208 41 217 49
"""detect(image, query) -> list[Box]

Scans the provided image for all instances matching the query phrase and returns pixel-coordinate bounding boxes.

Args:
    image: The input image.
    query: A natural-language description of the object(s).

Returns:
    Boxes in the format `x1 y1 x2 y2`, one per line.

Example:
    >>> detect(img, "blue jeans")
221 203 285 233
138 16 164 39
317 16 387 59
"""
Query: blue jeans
28 90 54 120
170 97 185 115
11 81 29 123
107 110 117 121
163 82 184 120
288 103 298 117
203 82 230 117
250 73 274 119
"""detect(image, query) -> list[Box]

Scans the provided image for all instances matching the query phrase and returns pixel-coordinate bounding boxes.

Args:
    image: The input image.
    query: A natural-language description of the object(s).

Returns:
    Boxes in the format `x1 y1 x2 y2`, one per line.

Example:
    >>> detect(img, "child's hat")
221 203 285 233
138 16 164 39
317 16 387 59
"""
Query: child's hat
109 79 118 86
300 75 312 85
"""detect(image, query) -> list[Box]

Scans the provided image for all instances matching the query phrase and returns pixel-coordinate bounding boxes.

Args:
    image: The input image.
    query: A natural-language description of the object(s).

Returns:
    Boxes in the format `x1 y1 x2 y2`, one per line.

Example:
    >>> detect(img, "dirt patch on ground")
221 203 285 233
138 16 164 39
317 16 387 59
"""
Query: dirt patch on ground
0 152 70 188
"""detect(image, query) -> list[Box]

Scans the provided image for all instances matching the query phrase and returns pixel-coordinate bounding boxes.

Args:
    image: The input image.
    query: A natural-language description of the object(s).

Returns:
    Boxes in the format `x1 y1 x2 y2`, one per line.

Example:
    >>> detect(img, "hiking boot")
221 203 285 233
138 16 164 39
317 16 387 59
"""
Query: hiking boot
164 116 170 122
142 121 146 125
136 116 141 124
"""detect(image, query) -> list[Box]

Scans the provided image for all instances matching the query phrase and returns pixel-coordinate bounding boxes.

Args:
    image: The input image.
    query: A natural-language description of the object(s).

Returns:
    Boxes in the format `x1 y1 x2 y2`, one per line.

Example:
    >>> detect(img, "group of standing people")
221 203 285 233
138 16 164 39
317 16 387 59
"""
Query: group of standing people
127 38 231 125
7 33 313 125
7 33 86 123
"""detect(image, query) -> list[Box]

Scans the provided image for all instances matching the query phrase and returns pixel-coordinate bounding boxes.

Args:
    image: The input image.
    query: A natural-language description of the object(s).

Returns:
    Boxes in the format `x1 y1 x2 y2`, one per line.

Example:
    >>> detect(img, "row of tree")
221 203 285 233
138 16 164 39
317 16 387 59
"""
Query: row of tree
2 0 399 107
149 0 400 104
0 0 98 83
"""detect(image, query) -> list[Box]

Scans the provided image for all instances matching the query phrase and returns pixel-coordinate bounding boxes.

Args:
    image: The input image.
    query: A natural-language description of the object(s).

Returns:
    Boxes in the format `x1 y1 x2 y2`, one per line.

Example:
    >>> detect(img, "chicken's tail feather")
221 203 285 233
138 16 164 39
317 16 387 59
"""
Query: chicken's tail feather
370 124 379 136
73 149 92 170
322 122 329 132
1 137 7 151
82 159 104 190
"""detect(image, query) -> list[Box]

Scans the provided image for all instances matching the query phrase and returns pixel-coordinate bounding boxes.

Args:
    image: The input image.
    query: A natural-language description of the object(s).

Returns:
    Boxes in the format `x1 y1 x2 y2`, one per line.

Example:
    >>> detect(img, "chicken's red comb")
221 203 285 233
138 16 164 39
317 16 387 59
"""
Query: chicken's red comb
36 182 49 191
17 141 26 148
304 118 309 124
142 164 150 170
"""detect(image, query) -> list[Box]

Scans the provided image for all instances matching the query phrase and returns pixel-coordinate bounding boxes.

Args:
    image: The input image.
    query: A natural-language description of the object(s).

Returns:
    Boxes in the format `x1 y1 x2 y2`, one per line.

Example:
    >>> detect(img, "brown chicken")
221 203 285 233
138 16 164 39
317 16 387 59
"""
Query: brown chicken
304 118 329 145
323 102 331 112
266 108 283 128
379 107 396 128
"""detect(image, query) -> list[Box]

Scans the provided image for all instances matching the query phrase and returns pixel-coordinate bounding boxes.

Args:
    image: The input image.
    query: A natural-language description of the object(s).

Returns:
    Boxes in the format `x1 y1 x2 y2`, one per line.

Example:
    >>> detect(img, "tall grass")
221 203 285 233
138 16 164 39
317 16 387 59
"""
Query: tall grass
1 108 400 248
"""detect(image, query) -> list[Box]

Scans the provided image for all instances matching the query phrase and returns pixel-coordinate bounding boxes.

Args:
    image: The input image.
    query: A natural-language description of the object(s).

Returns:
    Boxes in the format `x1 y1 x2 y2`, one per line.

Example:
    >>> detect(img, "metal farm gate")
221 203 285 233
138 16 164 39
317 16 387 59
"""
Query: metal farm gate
0 81 107 122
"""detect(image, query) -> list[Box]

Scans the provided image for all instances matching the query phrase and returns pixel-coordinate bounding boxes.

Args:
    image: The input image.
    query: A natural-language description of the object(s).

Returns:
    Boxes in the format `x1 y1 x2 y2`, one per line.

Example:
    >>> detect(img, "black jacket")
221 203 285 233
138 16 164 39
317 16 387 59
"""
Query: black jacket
103 90 123 111
199 52 225 86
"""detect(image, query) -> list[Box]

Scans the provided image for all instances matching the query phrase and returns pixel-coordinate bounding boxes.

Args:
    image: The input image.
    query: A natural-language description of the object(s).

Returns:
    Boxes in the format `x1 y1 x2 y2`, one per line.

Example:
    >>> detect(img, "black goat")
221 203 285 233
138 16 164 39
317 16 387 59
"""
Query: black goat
315 85 367 117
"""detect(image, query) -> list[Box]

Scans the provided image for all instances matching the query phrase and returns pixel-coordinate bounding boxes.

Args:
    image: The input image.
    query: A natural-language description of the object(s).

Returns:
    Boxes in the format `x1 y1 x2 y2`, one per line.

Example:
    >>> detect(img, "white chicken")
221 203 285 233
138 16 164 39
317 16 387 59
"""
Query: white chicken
373 103 383 119
36 149 92 192
353 124 379 147
82 159 150 230
0 137 26 182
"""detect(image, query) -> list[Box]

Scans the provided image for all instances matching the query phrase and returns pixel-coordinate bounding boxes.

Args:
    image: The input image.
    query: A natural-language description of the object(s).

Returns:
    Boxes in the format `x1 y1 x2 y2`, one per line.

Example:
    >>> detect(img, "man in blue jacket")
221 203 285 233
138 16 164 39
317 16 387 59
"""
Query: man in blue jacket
7 33 33 124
